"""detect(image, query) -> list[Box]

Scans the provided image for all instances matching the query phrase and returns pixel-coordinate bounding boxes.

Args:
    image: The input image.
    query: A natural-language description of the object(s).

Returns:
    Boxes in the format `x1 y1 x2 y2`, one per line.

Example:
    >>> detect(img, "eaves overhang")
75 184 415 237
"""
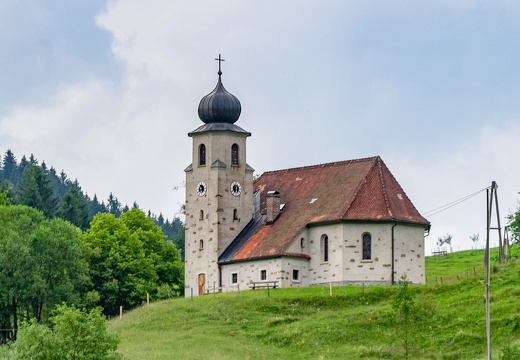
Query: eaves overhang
188 122 251 137
306 218 430 229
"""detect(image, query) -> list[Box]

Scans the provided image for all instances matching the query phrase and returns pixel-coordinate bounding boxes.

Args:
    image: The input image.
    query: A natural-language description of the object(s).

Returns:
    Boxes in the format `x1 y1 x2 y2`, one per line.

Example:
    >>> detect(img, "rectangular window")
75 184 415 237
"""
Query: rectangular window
260 269 267 281
231 273 238 284
292 269 300 282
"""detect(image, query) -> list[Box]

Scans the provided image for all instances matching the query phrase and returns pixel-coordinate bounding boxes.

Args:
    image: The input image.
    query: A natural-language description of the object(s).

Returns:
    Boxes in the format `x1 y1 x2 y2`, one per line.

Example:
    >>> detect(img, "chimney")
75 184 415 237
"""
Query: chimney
266 191 281 225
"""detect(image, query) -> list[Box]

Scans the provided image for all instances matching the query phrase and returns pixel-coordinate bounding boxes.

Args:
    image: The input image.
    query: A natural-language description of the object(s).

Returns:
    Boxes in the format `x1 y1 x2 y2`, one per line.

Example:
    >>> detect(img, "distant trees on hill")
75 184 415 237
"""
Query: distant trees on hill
0 149 184 254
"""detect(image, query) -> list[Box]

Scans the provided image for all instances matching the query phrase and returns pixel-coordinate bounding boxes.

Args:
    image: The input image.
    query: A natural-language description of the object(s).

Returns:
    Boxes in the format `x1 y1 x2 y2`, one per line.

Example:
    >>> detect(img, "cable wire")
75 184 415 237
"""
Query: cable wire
423 186 490 217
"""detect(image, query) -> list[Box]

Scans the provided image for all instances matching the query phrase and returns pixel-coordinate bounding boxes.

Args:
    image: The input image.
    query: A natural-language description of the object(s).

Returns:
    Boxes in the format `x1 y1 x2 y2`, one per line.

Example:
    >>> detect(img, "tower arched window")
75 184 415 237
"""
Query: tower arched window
231 143 239 166
362 233 372 260
199 210 204 220
321 234 329 262
199 144 206 166
199 239 204 251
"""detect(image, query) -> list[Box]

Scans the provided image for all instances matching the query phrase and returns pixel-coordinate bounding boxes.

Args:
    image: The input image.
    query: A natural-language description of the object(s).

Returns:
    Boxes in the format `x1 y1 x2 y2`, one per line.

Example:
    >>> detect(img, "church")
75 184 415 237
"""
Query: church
184 60 430 296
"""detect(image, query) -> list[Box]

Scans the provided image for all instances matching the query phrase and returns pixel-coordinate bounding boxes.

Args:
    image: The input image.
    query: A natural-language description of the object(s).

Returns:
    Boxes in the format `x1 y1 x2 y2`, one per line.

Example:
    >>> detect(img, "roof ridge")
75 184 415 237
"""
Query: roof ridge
261 156 380 176
341 157 380 218
377 158 393 218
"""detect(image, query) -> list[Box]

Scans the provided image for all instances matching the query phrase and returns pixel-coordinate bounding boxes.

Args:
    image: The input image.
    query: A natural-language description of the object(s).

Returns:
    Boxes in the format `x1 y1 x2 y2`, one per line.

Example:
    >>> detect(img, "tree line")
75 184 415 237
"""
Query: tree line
0 149 185 257
0 149 185 346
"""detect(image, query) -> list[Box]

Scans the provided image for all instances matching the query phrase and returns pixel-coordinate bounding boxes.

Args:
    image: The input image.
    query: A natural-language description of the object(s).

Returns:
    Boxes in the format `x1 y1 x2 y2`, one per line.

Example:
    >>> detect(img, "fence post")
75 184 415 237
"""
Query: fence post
147 292 150 306
267 283 270 298
237 283 240 296
329 282 332 297
119 306 123 320
362 283 365 296
191 288 193 300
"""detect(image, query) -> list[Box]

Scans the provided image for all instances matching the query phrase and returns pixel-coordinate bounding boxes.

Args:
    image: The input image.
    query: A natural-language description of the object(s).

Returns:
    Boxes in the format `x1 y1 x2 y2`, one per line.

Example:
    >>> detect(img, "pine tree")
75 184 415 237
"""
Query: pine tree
86 194 107 221
2 149 17 184
107 193 122 217
58 182 89 230
29 154 38 166
19 166 57 218
40 161 48 174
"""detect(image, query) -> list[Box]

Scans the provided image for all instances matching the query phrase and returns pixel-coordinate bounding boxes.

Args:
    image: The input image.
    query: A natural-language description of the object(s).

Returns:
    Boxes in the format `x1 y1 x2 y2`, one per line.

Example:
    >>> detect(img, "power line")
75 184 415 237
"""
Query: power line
423 186 490 217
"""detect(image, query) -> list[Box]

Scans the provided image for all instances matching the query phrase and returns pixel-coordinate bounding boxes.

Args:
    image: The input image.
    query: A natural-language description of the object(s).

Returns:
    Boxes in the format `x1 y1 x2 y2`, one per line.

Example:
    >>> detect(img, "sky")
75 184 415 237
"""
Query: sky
1 1 519 253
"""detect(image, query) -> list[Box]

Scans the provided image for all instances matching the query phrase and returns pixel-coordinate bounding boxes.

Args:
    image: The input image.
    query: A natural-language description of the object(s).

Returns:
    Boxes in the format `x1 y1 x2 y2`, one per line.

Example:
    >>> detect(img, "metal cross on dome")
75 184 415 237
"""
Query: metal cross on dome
215 54 225 75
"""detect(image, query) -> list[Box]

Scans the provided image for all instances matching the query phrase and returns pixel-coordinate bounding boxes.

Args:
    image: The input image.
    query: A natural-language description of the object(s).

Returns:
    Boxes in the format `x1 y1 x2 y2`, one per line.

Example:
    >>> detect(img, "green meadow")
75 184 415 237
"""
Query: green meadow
110 247 520 360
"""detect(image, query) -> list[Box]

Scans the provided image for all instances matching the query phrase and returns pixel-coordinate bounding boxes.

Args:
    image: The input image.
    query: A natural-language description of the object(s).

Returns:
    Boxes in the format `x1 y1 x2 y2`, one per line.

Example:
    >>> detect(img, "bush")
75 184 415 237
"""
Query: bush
15 304 124 360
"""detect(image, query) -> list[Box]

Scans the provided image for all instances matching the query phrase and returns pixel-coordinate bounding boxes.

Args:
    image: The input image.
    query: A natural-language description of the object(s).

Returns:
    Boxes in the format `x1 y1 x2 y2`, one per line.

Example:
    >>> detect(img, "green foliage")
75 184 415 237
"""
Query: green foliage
18 165 57 217
507 210 520 244
393 275 415 359
15 304 123 360
0 206 89 343
0 181 14 206
58 182 89 230
82 208 184 316
0 190 12 206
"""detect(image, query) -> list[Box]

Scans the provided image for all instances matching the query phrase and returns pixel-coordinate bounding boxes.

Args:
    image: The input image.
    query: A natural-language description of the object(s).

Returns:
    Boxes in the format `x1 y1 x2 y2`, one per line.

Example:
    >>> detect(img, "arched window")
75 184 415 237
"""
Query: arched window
199 239 204 250
199 210 204 220
199 144 206 166
233 209 238 221
321 234 329 262
231 143 239 166
362 233 371 260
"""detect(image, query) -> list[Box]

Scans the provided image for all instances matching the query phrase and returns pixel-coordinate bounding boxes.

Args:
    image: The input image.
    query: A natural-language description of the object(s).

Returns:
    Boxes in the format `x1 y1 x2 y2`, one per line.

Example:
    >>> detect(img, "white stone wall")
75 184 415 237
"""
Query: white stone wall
280 257 310 288
393 224 425 284
306 222 426 286
220 258 282 292
218 221 425 293
307 223 345 285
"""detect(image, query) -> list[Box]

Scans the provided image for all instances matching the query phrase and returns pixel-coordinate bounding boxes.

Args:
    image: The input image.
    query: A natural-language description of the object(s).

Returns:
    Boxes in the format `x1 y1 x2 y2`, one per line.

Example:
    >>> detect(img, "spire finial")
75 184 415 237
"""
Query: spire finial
215 54 225 76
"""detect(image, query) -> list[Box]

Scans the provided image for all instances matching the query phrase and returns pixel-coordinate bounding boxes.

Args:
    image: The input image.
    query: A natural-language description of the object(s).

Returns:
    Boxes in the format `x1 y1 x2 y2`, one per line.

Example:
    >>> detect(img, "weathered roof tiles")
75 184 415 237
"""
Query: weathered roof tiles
230 156 429 262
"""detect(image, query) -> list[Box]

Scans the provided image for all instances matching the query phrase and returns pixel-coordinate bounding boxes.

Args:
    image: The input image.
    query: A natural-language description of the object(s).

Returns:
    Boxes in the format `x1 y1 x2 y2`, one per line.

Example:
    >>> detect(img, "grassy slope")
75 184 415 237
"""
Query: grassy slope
110 247 520 360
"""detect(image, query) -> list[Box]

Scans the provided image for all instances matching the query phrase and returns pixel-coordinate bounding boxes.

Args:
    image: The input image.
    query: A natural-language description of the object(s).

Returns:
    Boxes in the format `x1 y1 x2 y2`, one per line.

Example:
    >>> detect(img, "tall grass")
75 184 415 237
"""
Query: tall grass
110 246 520 359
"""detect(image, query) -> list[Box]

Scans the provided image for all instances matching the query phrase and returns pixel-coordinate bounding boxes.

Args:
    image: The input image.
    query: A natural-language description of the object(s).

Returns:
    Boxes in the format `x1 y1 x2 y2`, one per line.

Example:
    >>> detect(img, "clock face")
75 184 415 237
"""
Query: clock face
230 181 242 196
197 182 207 196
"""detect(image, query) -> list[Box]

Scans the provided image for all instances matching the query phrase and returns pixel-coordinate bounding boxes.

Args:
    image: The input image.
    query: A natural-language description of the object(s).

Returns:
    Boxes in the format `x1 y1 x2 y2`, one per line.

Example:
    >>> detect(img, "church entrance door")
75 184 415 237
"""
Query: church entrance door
198 273 206 295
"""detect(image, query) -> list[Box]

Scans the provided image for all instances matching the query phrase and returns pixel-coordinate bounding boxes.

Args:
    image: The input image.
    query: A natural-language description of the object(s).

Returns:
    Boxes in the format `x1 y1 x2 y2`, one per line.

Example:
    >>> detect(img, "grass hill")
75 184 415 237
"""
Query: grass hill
109 247 520 359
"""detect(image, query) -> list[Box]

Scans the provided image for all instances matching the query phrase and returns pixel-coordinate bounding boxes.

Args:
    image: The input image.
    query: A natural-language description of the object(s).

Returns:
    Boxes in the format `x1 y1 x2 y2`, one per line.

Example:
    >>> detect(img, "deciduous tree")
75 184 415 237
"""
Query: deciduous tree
82 208 183 316
507 210 520 244
0 206 88 342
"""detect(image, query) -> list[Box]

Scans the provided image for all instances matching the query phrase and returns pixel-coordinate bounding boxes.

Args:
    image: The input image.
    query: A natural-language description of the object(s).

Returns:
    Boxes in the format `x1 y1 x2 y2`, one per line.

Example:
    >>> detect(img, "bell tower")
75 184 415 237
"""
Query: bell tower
184 55 254 297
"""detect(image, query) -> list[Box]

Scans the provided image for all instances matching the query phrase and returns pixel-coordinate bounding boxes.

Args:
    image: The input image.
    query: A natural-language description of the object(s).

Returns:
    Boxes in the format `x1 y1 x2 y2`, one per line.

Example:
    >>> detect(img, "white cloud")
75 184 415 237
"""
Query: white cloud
387 121 520 253
2 0 520 236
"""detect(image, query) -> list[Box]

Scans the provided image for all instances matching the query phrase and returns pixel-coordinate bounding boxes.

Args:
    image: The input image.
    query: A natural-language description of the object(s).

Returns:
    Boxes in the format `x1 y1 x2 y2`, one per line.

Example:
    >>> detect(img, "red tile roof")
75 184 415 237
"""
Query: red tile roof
231 156 429 261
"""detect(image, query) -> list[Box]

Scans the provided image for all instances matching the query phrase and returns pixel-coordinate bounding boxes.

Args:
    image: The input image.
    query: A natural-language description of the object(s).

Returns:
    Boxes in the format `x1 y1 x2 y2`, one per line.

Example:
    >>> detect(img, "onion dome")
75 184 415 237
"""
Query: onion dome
198 72 241 124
